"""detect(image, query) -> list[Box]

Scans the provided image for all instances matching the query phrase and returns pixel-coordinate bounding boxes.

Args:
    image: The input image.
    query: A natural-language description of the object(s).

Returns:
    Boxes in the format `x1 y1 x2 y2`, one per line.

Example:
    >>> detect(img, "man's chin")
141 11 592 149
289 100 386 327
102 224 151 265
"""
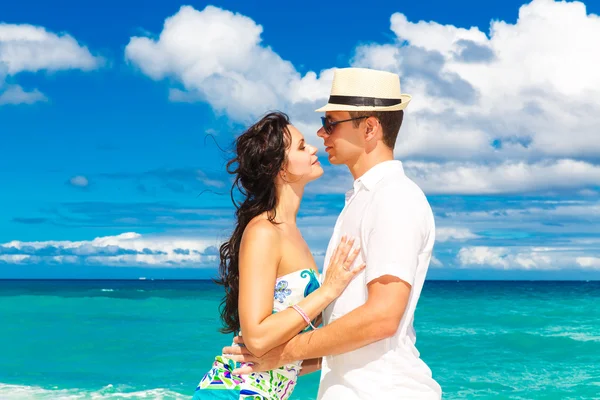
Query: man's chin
327 155 343 165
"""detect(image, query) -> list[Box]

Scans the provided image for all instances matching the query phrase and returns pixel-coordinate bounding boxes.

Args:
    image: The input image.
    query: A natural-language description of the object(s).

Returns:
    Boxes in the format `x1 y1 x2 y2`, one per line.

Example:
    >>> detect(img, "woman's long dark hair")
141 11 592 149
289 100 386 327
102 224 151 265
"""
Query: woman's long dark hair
215 111 292 334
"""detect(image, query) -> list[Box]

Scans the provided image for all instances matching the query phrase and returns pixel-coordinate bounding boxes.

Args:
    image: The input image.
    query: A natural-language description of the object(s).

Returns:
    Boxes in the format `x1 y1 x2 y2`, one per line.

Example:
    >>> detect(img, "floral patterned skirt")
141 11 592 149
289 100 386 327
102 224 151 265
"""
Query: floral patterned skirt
195 355 301 400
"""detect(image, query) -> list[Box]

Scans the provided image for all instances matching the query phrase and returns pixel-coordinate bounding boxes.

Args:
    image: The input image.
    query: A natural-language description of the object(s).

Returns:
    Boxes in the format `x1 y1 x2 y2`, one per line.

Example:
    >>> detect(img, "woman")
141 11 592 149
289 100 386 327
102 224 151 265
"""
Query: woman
193 112 364 400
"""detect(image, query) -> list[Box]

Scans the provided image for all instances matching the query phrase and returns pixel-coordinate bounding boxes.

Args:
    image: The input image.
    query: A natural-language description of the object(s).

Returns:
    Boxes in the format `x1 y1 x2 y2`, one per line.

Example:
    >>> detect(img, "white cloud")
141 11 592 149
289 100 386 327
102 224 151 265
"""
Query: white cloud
0 84 46 105
389 13 488 54
354 0 600 160
457 245 600 270
0 23 101 74
308 159 600 195
458 246 510 268
436 227 479 242
0 255 29 263
570 238 600 246
0 23 102 105
576 257 600 269
0 232 220 267
125 6 330 122
431 255 443 267
442 200 600 222
69 175 89 187
404 159 600 194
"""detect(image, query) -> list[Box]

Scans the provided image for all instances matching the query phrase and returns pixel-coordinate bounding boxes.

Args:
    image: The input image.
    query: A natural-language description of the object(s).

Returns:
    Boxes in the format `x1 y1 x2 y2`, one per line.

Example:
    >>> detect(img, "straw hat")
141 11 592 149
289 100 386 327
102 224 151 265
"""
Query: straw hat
316 67 411 112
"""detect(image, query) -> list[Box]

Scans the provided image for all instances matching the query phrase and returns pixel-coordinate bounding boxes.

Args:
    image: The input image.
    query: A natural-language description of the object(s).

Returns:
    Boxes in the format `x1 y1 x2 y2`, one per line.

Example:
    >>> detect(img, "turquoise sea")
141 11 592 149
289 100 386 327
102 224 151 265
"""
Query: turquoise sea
1 280 599 399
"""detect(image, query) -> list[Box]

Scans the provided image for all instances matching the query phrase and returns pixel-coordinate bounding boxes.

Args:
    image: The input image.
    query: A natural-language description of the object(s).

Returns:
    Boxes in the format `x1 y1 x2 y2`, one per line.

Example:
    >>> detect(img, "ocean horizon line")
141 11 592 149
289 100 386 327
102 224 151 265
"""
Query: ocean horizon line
1 278 598 282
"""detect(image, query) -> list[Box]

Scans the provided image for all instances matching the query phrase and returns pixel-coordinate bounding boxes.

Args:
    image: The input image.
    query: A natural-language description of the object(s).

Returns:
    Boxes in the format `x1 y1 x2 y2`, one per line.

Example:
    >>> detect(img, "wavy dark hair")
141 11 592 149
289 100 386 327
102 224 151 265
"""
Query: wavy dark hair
215 111 292 334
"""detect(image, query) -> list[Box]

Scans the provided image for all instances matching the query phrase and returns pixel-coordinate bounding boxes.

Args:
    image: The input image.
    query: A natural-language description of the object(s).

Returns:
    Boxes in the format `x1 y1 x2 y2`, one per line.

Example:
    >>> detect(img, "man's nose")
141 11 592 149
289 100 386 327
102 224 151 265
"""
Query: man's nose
317 126 328 138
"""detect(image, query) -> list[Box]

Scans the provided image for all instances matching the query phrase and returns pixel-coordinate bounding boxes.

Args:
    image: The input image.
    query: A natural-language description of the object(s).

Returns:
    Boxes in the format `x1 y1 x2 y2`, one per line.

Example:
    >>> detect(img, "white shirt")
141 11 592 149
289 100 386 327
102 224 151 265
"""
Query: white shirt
318 160 442 400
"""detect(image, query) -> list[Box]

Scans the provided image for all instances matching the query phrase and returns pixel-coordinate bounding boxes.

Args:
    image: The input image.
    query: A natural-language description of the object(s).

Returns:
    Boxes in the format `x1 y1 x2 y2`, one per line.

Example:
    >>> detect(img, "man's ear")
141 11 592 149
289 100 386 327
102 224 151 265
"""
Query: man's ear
365 116 380 141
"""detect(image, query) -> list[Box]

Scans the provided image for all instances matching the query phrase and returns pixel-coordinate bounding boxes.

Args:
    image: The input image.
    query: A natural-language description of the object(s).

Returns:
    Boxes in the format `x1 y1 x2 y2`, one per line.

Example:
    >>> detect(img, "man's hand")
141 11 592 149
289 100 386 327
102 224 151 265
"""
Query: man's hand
222 336 288 375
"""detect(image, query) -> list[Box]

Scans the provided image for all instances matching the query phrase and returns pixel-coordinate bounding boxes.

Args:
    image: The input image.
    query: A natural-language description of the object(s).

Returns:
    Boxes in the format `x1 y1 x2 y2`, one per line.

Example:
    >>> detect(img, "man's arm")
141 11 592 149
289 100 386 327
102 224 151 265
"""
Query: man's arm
282 274 411 361
226 274 411 374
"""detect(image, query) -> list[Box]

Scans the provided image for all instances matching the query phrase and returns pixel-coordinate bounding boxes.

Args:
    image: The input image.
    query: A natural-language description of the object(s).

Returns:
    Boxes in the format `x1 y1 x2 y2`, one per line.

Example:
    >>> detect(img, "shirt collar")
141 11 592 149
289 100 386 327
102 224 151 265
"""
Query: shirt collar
353 160 404 191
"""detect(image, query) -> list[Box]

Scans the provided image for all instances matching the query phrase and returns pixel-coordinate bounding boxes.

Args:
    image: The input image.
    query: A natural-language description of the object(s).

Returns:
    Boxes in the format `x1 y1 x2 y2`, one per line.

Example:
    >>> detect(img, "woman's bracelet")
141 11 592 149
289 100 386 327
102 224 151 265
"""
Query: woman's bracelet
290 304 318 330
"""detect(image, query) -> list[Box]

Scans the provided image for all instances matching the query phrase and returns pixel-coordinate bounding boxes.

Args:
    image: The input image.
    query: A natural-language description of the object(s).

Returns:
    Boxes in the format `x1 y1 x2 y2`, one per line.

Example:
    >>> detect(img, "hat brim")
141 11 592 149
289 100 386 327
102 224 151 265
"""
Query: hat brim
315 94 411 113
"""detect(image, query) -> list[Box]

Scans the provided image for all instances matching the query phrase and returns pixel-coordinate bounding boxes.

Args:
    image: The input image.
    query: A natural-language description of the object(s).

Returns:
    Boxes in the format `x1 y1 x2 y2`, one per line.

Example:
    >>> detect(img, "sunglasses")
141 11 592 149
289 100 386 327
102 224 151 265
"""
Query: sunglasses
320 116 368 135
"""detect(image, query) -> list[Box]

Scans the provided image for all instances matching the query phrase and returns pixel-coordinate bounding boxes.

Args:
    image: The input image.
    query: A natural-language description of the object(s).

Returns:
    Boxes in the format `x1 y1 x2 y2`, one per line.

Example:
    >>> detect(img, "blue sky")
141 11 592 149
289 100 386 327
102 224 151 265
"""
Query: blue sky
2 0 600 279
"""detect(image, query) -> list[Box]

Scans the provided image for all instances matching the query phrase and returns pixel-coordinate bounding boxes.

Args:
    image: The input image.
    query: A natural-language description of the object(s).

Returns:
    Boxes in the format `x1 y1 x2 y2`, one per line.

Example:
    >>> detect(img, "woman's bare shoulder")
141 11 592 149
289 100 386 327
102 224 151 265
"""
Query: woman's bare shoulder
242 214 282 246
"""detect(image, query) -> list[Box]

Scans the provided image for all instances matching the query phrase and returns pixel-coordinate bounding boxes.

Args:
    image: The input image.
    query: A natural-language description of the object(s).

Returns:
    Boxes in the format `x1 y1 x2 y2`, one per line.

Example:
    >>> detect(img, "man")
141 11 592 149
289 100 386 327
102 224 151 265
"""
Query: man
225 67 442 399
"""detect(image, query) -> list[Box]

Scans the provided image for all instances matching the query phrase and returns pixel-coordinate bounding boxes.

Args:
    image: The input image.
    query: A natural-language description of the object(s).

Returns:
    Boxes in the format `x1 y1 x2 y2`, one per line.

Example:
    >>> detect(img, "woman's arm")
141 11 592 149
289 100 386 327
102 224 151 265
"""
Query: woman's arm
298 358 321 376
238 221 362 358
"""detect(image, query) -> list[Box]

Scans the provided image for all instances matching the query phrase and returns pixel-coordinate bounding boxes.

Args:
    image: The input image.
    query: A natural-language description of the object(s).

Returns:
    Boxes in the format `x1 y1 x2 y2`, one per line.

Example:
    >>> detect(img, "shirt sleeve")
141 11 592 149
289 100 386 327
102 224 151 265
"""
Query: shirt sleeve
363 188 428 286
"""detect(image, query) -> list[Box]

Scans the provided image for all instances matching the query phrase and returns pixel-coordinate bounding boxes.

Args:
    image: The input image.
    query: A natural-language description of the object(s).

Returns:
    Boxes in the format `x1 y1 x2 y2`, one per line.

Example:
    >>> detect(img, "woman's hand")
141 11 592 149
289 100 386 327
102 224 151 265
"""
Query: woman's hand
321 235 366 299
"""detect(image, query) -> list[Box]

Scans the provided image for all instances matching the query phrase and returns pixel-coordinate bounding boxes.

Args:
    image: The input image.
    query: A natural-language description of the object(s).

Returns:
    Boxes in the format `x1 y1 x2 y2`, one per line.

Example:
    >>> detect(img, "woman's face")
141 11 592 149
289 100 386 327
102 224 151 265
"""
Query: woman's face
284 125 323 183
